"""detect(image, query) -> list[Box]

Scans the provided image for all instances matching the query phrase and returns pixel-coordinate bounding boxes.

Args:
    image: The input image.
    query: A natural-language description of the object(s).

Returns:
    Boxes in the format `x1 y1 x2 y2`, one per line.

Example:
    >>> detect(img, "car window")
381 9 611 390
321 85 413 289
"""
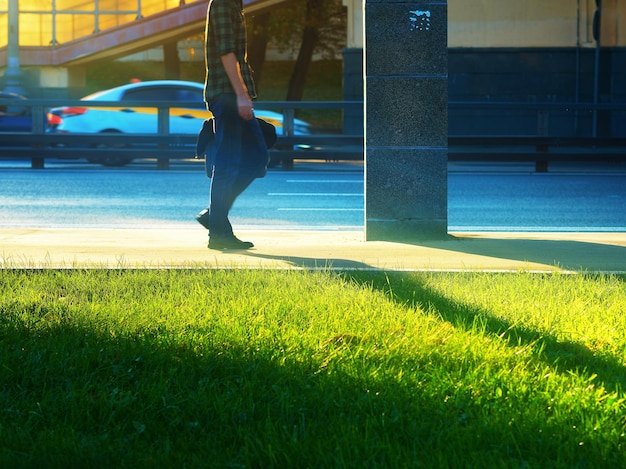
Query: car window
122 88 177 102
174 88 205 108
120 86 204 108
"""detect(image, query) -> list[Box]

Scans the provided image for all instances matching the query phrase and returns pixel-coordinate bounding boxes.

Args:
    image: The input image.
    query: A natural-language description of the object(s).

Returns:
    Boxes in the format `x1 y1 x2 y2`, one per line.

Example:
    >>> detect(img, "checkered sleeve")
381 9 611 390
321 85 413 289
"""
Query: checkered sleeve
210 0 235 57
205 0 255 101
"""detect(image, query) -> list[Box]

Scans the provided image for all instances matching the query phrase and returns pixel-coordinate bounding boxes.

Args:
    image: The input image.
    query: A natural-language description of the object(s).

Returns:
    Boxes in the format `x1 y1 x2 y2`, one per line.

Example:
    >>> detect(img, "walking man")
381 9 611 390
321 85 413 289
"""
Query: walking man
196 0 269 250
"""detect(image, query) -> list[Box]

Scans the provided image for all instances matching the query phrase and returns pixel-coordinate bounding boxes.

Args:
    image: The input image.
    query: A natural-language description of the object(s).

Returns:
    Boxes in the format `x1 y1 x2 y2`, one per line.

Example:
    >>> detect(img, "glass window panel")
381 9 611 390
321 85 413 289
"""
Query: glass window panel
0 15 6 48
141 0 180 18
98 14 135 30
21 1 47 12
57 0 93 11
20 13 52 46
100 0 139 12
56 14 95 43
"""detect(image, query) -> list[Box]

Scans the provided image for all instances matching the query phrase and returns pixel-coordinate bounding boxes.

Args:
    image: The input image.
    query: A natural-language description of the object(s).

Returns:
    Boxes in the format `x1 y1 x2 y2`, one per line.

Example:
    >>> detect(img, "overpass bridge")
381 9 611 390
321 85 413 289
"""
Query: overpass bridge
0 0 290 69
1 0 362 99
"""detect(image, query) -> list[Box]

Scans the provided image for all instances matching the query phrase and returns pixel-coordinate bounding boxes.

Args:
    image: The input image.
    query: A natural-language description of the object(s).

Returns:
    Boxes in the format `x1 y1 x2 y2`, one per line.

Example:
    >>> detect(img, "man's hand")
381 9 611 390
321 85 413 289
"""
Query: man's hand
237 94 254 120
220 53 255 120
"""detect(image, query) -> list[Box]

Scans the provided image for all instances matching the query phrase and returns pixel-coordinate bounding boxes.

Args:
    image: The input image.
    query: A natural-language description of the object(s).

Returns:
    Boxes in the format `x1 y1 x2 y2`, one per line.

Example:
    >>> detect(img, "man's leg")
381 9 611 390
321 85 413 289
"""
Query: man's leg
206 94 240 238
205 94 254 249
222 116 269 210
198 107 269 233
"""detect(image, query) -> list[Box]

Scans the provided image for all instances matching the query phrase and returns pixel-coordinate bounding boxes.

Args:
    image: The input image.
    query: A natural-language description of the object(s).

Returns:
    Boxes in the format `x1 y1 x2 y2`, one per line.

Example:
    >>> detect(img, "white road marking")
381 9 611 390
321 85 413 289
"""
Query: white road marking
277 208 363 211
286 180 362 183
269 193 362 196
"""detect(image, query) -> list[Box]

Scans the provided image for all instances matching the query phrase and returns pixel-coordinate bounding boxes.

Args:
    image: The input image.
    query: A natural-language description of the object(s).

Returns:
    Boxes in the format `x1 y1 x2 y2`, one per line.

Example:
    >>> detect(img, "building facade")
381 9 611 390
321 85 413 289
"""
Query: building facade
448 0 626 137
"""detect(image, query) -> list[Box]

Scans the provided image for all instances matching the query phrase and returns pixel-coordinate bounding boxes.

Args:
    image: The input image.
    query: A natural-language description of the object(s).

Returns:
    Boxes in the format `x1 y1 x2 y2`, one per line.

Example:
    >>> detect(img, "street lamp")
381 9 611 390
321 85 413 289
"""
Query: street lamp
3 0 25 95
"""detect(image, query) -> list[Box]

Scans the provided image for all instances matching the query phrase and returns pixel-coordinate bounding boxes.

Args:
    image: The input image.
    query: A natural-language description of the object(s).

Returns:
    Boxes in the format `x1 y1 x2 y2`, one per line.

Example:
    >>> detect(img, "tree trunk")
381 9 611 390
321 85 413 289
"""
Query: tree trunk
247 13 270 88
286 0 323 101
163 41 180 80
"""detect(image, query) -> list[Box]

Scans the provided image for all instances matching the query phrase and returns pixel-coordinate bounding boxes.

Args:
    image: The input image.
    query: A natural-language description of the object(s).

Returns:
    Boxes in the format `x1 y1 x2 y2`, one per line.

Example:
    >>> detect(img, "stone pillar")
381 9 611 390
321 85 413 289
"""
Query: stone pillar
365 1 448 240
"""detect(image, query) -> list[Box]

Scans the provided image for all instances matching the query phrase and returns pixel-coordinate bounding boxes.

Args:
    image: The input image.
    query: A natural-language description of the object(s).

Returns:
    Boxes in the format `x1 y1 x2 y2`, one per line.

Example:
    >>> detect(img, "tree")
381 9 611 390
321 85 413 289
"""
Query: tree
246 12 271 87
247 0 346 100
286 0 324 101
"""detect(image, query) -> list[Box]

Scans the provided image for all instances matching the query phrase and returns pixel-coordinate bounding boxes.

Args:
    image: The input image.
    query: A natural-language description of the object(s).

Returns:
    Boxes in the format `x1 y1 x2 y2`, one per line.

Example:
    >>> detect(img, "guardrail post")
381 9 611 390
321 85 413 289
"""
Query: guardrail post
283 108 295 137
157 106 170 169
31 104 46 169
537 109 549 136
281 107 296 169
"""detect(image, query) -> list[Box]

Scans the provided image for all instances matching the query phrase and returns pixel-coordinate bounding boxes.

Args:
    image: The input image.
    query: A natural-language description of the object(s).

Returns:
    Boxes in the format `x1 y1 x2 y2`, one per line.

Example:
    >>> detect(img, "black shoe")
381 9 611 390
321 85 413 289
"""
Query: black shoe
196 209 210 229
208 236 254 250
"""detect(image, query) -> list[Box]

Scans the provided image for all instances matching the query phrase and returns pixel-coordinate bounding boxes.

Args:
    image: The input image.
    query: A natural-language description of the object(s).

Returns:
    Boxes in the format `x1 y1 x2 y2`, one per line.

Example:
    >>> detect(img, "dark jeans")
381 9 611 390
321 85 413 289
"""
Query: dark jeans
207 93 268 238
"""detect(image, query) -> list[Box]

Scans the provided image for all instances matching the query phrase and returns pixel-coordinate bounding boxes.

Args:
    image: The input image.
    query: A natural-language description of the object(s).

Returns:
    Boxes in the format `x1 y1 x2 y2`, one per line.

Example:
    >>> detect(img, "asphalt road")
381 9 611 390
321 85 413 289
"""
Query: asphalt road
447 161 626 231
0 158 625 232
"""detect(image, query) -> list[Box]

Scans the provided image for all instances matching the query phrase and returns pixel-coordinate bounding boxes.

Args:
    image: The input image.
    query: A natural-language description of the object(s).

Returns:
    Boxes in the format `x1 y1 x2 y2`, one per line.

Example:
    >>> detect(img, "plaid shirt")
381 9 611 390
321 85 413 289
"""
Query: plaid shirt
204 0 256 102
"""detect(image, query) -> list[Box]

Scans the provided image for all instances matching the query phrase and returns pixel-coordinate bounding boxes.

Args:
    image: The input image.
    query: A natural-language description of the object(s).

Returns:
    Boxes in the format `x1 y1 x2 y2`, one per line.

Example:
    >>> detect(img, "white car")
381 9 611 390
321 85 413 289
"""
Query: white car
47 80 310 166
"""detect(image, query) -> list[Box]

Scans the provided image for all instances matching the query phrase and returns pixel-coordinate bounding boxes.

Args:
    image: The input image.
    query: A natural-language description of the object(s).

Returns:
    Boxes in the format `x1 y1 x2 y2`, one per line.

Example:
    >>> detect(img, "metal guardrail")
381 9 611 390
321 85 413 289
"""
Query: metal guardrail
448 136 626 172
448 100 626 170
2 98 626 171
0 98 364 169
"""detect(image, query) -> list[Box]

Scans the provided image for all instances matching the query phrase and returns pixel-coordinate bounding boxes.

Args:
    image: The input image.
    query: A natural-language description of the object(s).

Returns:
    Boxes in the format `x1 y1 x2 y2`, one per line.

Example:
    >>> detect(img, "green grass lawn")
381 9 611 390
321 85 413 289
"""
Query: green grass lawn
1 269 625 467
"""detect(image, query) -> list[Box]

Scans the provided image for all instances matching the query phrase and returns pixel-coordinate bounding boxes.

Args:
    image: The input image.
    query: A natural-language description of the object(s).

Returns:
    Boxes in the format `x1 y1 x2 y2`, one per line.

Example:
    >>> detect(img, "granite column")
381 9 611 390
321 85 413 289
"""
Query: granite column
365 1 448 240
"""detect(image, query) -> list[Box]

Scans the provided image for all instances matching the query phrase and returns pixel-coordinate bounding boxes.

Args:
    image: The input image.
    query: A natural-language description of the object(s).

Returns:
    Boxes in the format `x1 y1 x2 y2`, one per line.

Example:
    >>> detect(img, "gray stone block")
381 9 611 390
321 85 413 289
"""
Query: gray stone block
366 218 449 241
366 2 448 76
365 148 448 239
366 76 447 147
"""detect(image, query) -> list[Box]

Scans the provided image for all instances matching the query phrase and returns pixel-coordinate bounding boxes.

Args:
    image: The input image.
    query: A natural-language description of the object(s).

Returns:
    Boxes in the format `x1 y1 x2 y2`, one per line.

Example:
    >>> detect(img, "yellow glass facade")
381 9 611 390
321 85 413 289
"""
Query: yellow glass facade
448 0 625 48
0 3 6 48
0 0 187 47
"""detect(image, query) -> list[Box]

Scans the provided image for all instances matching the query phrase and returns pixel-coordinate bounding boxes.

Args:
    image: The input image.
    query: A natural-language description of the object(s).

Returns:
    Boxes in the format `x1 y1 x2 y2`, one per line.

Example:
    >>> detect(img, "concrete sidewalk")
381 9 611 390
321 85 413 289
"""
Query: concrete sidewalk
1 228 625 272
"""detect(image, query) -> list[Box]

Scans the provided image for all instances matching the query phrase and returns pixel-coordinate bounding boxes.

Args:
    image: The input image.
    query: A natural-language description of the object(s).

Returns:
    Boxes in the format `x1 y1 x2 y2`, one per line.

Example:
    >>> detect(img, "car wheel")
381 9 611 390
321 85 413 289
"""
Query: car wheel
87 130 133 167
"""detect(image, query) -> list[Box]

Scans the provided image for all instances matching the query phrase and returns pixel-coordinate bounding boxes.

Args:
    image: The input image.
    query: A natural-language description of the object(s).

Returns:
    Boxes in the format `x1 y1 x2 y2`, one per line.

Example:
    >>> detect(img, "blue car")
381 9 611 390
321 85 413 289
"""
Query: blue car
47 80 311 166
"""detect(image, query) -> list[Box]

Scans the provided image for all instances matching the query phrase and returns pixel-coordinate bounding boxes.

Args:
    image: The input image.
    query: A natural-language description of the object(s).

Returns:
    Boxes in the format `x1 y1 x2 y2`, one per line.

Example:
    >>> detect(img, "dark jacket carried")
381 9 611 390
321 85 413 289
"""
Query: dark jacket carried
195 117 277 158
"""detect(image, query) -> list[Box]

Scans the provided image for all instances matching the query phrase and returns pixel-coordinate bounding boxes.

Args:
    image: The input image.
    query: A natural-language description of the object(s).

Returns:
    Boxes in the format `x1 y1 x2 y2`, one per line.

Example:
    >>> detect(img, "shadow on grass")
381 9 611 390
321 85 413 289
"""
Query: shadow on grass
242 251 626 391
344 271 626 394
1 269 624 467
0 306 544 467
0 308 418 467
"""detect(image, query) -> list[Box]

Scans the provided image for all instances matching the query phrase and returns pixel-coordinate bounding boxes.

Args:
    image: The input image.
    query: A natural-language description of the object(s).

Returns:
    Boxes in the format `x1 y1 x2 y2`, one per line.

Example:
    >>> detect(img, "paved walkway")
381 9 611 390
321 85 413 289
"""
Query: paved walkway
1 228 625 272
